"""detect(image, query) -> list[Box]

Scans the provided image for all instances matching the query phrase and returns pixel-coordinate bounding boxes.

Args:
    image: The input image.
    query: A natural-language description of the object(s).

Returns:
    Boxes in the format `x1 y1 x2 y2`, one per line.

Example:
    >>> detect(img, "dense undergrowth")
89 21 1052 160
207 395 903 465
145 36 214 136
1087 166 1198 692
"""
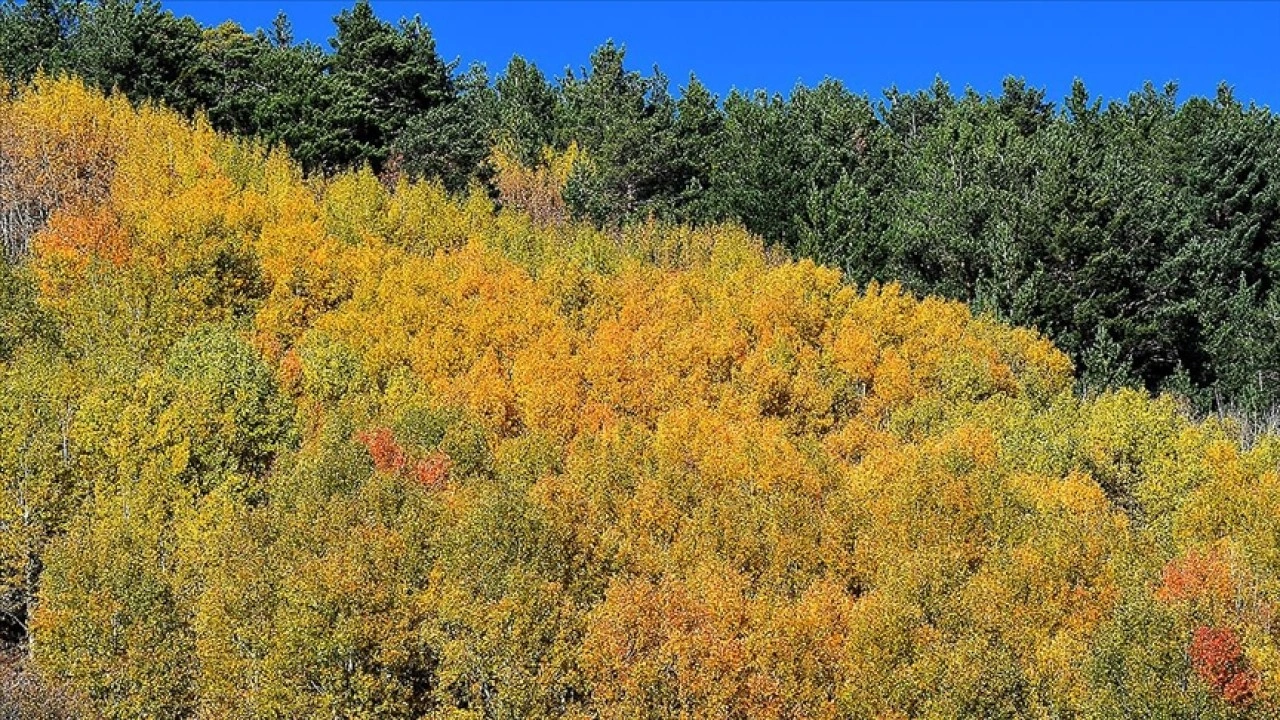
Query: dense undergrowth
2 78 1280 719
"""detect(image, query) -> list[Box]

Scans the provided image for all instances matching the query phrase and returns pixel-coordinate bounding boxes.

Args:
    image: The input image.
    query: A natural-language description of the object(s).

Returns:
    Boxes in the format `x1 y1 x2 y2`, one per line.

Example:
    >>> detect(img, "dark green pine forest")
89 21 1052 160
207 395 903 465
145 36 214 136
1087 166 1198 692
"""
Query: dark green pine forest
4 0 1279 416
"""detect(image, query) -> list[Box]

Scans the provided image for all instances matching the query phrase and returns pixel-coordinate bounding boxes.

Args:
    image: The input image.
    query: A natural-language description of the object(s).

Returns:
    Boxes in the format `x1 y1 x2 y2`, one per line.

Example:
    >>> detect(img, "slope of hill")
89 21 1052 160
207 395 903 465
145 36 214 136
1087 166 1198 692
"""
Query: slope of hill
2 77 1280 719
5 0 1280 412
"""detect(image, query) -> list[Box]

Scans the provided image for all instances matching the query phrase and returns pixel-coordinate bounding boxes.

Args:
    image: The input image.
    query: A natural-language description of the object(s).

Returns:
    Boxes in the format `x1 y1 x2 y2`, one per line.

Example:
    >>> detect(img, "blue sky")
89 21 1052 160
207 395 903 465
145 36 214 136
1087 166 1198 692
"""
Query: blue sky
167 1 1280 108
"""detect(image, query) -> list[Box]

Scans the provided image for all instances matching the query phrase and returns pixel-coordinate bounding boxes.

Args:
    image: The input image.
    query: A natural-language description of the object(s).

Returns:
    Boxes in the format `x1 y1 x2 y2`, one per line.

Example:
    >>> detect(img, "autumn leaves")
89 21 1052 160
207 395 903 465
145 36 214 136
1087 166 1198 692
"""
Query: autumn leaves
3 78 1280 717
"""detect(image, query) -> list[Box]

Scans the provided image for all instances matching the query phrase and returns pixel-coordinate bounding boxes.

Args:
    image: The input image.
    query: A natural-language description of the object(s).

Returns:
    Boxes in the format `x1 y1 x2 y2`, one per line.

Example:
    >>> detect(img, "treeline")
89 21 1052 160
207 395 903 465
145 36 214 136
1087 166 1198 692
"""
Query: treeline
3 0 1280 412
4 76 1280 719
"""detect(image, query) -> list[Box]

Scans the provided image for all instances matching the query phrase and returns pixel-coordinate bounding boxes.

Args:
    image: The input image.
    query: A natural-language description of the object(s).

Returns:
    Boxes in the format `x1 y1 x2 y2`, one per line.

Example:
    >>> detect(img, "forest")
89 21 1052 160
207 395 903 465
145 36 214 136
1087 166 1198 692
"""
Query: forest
4 0 1280 414
1 0 1280 718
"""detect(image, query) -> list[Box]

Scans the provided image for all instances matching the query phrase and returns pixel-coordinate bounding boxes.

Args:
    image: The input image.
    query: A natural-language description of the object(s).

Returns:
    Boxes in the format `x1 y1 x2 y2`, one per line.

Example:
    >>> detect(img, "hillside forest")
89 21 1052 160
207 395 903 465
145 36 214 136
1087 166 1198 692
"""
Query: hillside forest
2 1 1280 718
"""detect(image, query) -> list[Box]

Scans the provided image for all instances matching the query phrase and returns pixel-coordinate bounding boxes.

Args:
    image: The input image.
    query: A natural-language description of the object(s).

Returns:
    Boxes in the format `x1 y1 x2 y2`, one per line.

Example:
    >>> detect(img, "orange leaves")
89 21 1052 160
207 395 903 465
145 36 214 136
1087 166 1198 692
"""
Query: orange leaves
1157 544 1235 607
823 282 1072 433
413 451 453 490
1190 626 1259 707
510 326 585 440
31 205 130 289
358 426 452 490
358 427 408 475
0 76 124 198
583 572 858 720
831 321 878 383
277 349 304 395
743 258 844 350
0 78 277 347
0 78 122 260
1153 545 1271 707
742 580 856 720
582 571 752 718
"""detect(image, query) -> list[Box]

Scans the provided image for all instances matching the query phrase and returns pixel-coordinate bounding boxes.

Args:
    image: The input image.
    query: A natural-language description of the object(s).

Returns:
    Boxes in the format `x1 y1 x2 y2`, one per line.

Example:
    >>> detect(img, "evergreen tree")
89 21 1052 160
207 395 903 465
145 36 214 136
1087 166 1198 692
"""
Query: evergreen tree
325 0 455 173
560 41 679 224
68 0 208 114
0 0 78 81
393 63 495 192
493 55 560 166
667 74 722 223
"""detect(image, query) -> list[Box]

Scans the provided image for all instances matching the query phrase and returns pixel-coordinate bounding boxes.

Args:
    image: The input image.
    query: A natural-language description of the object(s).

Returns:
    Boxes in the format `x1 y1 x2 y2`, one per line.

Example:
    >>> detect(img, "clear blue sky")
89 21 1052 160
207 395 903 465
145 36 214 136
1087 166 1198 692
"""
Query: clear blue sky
167 1 1279 108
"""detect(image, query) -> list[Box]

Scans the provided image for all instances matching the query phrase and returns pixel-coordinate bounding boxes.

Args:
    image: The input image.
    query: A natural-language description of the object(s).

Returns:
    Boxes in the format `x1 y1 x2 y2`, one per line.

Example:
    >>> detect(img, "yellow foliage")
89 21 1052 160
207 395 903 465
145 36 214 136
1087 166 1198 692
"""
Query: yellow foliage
7 77 1280 718
491 142 578 225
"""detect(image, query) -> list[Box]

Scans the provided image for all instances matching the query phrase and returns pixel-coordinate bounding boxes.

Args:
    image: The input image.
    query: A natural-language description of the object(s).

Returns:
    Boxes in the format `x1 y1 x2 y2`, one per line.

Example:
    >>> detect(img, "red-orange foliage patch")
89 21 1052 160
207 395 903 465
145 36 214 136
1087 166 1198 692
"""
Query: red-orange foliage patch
412 451 452 490
36 205 129 267
1156 545 1234 605
357 427 407 475
1190 626 1258 707
358 427 450 490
